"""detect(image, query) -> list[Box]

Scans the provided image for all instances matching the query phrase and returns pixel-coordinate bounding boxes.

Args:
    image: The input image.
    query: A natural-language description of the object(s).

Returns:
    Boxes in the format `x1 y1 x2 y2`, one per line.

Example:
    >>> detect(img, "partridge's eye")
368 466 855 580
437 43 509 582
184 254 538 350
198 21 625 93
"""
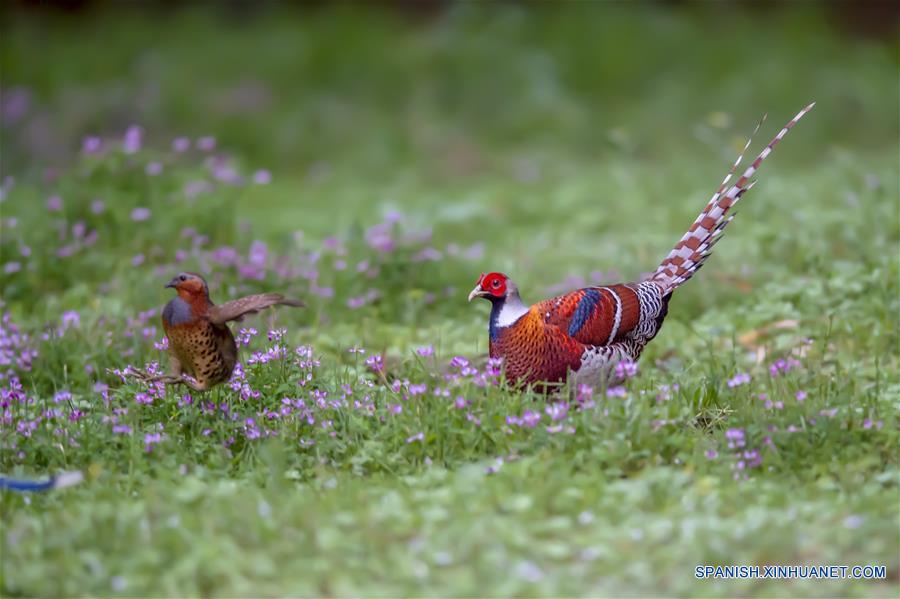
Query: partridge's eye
492 279 501 288
179 275 187 281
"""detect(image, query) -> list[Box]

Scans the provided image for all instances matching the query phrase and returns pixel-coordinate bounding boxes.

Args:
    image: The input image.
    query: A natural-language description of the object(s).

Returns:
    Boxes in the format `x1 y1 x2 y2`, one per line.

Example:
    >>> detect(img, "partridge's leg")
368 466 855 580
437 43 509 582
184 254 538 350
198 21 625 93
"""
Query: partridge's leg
169 354 184 378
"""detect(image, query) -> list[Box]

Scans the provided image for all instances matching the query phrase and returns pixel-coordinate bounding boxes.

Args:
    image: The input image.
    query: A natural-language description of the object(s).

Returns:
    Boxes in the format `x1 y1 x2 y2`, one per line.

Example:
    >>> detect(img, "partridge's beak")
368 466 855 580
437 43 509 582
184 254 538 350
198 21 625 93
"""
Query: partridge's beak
468 285 487 302
165 278 178 289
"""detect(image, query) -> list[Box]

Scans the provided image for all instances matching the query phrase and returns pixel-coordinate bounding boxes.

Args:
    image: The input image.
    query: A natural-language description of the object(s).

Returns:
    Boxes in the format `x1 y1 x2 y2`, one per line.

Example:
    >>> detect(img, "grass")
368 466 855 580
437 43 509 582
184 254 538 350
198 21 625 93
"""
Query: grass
1 3 898 597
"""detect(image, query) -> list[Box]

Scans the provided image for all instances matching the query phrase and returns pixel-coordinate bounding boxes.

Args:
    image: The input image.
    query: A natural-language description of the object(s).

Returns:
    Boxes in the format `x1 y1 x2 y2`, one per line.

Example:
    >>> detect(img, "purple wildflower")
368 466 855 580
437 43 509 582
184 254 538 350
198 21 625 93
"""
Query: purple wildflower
485 358 504 378
575 384 595 407
310 283 333 298
406 432 424 443
449 356 469 369
364 223 395 253
413 247 442 262
123 125 143 154
82 136 102 154
210 160 242 185
252 169 272 185
0 87 30 124
46 195 63 212
545 402 569 421
522 410 542 428
365 354 384 373
144 432 162 452
614 360 638 379
56 244 77 258
130 207 151 222
742 449 762 468
408 383 427 396
347 296 366 309
606 386 626 398
184 180 213 199
196 136 216 151
727 373 750 388
172 137 191 153
725 428 745 449
769 358 801 377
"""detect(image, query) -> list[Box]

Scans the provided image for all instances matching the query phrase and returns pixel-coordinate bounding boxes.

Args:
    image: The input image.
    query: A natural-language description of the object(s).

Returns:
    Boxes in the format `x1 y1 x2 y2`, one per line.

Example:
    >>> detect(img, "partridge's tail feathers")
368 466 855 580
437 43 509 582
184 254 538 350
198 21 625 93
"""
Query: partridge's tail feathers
651 102 815 293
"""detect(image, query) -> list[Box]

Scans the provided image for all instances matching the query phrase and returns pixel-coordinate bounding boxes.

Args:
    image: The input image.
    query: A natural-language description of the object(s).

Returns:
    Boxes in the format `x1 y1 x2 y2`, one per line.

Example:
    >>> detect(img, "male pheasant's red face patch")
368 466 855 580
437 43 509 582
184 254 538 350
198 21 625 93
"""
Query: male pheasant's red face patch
478 272 508 298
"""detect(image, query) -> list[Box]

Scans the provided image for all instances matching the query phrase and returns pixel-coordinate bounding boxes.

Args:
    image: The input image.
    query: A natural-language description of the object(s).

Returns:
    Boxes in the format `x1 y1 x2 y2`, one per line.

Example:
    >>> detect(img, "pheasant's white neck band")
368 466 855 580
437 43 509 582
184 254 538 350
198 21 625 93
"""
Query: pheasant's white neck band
495 295 530 327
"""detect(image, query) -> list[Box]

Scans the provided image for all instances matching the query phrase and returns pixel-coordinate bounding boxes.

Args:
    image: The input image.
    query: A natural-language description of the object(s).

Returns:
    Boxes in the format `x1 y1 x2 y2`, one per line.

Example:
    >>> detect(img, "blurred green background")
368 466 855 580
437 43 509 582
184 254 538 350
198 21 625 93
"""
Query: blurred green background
1 1 898 597
2 0 897 318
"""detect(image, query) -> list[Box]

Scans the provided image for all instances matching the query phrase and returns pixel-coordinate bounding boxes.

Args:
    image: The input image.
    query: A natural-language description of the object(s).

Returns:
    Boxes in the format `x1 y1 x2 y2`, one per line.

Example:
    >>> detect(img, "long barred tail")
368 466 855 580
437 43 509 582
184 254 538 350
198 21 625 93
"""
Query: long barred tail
651 103 815 293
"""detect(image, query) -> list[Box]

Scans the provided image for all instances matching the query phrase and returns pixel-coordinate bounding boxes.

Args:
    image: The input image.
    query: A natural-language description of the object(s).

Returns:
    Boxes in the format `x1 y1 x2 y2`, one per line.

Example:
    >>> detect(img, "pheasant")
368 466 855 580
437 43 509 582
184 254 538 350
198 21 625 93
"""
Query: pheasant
127 272 304 391
468 104 814 388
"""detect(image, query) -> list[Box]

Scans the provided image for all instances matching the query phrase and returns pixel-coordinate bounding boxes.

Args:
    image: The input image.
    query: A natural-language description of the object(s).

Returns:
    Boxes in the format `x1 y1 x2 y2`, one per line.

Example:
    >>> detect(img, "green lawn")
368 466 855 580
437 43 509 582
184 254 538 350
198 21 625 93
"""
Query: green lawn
1 4 898 597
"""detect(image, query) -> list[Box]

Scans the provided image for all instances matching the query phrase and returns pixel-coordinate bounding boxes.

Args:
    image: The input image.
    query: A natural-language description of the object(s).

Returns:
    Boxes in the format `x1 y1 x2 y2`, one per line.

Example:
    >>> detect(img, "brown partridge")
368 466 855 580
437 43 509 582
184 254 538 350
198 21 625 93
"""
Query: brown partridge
134 272 304 391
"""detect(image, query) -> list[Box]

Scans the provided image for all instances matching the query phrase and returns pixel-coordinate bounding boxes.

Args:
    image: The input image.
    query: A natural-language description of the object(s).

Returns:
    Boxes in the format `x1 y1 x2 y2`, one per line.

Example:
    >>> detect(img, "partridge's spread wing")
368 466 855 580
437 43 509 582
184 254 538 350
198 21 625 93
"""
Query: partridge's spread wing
208 293 304 325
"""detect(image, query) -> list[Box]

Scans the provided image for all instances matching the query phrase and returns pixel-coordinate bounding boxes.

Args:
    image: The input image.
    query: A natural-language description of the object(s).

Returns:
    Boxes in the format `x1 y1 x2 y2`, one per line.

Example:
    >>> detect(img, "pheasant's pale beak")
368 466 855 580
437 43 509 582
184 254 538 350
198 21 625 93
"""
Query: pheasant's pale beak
468 285 487 302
